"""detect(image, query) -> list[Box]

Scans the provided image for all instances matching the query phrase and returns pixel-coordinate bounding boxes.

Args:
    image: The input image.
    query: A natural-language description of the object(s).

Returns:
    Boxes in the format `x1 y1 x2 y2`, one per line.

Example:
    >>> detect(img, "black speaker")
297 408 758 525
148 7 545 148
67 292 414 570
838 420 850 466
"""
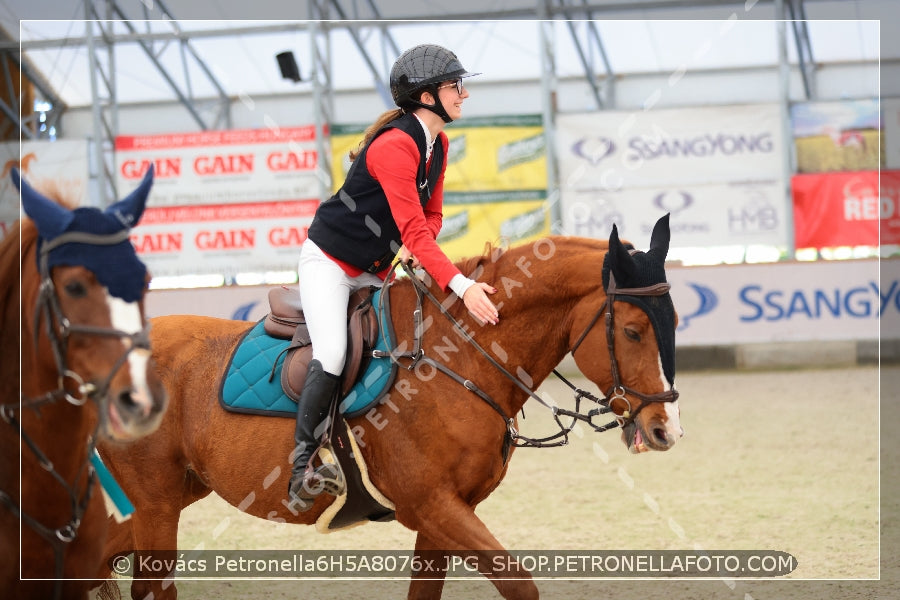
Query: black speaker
276 51 301 82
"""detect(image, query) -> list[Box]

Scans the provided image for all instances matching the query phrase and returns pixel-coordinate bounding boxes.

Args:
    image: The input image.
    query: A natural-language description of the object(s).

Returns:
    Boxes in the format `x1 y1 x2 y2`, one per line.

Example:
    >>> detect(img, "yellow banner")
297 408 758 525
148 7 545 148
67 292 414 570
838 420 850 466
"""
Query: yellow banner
795 130 882 173
330 116 549 261
437 200 549 260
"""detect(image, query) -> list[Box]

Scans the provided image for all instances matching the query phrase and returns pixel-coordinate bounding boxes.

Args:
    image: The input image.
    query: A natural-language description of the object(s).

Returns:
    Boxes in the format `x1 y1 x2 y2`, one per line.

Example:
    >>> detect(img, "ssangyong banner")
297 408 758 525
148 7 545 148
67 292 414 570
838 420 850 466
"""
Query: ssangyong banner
670 258 883 345
556 103 784 190
116 126 322 278
0 139 89 242
145 258 892 346
792 170 900 248
561 180 787 247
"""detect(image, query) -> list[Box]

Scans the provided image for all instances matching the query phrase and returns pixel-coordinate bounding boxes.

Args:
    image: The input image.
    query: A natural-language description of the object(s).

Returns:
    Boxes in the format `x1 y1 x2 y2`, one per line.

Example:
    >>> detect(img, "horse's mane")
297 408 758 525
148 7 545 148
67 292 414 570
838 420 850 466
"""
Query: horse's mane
455 240 508 281
0 184 75 320
453 236 612 283
0 218 31 322
30 178 78 210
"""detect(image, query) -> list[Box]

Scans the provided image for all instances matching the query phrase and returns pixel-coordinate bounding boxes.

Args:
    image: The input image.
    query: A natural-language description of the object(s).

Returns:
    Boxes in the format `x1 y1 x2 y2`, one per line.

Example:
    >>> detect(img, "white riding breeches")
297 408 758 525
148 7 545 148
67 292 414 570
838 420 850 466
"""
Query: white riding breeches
297 240 384 376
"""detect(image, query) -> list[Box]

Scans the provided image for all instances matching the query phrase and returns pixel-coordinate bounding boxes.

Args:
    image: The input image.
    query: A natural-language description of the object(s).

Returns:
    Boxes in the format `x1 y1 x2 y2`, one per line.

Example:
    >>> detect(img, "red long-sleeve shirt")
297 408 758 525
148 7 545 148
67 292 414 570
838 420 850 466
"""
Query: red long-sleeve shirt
327 126 463 291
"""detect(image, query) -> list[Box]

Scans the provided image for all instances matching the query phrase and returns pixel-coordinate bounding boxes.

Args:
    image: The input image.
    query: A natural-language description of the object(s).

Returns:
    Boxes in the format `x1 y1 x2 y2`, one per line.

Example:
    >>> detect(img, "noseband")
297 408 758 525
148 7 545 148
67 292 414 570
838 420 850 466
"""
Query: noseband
0 228 151 599
569 269 679 427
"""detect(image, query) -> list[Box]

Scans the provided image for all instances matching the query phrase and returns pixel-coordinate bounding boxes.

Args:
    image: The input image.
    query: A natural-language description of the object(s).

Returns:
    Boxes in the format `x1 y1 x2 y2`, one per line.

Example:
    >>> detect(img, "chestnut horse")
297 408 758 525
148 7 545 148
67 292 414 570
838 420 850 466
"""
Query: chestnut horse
97 214 681 600
0 168 168 600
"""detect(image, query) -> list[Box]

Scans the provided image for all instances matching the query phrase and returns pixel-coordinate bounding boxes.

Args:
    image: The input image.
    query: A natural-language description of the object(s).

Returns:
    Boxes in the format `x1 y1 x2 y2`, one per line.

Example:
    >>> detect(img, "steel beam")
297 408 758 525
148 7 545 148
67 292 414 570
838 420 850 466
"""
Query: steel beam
309 2 335 204
538 2 562 234
84 2 118 206
775 0 796 256
104 0 231 131
0 30 67 141
326 1 402 109
555 0 617 110
787 0 817 99
1 51 33 140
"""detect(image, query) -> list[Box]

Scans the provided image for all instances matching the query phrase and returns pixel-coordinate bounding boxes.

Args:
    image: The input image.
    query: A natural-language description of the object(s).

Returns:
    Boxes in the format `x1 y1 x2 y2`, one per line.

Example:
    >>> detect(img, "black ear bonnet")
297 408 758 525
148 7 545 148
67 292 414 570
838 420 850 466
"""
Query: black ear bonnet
601 215 676 385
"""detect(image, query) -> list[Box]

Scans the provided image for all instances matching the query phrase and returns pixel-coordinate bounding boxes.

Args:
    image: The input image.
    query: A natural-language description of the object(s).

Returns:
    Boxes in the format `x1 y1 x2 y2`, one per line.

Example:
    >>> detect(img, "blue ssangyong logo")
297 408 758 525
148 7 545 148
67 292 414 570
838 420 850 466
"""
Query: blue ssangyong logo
678 282 718 331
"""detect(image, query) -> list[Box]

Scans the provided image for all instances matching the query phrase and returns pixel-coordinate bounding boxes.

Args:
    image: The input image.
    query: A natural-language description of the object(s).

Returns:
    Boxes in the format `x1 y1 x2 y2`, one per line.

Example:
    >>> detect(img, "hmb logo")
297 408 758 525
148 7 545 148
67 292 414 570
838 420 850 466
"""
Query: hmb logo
728 204 778 233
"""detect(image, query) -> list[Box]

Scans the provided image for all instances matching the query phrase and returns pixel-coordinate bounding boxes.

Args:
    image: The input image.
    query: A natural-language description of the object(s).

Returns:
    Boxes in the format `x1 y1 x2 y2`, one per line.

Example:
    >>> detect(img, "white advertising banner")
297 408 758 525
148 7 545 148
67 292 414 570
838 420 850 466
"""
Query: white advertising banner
556 104 785 190
885 97 900 169
0 140 89 241
116 126 322 278
561 180 787 247
146 284 271 321
146 258 894 347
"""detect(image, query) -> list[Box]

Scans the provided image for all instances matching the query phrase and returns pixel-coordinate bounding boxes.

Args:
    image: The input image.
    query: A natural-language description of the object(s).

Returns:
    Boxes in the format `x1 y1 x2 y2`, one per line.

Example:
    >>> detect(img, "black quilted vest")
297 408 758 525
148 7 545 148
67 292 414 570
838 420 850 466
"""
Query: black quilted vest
308 113 445 273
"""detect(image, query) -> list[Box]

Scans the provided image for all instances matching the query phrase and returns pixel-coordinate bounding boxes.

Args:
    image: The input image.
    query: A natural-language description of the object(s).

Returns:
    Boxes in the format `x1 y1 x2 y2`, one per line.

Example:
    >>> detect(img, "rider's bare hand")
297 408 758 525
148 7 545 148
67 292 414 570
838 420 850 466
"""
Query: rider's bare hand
463 282 499 326
398 245 421 269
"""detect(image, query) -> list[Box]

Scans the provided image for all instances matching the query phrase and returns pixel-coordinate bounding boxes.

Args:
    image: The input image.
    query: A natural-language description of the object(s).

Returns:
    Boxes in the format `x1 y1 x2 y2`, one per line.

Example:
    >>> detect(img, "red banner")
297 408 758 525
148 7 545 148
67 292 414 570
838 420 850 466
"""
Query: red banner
791 170 900 248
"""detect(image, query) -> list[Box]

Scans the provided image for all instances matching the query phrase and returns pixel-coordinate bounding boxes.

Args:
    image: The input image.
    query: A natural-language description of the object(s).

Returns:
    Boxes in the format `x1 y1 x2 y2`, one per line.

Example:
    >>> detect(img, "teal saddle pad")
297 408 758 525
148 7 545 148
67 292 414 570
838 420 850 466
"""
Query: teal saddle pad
219 288 396 419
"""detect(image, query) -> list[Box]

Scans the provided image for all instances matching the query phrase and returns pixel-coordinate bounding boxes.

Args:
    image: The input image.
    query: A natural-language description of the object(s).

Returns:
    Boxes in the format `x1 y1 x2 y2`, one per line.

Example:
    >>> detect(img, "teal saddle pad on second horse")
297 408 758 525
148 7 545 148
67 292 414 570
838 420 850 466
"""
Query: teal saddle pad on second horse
219 288 396 418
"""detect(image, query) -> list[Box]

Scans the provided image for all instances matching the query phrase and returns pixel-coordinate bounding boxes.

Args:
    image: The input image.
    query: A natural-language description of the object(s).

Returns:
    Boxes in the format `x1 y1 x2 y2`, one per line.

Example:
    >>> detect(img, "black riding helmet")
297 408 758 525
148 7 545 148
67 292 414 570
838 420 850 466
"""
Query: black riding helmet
390 44 480 123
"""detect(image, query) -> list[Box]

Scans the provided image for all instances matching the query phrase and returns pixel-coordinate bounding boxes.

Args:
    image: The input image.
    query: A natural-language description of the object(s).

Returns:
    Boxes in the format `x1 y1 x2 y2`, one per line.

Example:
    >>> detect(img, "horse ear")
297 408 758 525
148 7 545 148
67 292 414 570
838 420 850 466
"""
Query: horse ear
608 223 637 283
648 213 671 261
106 164 154 228
11 168 75 238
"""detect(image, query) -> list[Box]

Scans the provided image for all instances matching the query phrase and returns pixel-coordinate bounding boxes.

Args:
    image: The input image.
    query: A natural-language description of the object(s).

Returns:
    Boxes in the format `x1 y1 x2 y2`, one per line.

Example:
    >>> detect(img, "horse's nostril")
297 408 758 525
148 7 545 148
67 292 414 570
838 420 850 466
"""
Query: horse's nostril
653 427 669 445
117 390 139 413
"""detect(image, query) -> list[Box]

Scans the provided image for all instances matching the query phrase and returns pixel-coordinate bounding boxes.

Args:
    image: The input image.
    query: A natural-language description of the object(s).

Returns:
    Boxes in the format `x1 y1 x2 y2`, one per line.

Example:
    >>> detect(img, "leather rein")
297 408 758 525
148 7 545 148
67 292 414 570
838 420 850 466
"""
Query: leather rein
379 261 678 462
0 229 151 598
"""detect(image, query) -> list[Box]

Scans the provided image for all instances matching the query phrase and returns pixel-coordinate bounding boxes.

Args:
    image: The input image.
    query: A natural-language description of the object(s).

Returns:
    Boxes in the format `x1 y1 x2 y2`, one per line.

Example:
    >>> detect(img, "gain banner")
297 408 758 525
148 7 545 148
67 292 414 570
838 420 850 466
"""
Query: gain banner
115 126 322 278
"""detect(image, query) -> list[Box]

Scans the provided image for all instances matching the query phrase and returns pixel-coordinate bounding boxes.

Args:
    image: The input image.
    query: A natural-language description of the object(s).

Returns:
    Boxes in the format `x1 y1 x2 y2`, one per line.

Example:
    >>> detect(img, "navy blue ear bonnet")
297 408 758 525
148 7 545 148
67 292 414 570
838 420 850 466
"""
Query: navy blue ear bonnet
13 166 155 303
601 214 677 385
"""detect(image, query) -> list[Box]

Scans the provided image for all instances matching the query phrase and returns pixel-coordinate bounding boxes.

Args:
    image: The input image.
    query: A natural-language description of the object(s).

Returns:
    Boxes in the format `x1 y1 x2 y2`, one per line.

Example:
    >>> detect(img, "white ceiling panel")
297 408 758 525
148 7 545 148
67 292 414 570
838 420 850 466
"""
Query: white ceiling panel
0 0 894 109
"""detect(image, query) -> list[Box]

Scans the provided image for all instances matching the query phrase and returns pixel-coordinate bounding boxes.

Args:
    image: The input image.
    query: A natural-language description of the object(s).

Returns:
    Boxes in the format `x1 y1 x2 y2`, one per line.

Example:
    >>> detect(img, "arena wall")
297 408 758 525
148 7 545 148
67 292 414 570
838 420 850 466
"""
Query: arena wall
145 257 899 372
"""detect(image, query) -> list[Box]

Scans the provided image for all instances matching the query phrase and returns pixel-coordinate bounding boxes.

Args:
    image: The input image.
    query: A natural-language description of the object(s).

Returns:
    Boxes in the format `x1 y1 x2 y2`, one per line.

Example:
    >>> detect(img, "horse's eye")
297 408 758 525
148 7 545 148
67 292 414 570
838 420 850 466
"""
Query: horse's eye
624 327 641 342
64 281 88 298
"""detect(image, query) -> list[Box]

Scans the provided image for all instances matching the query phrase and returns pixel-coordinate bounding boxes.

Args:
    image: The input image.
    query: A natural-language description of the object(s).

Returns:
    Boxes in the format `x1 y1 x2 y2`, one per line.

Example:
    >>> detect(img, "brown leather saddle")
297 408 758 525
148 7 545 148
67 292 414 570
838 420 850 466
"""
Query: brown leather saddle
263 285 397 528
264 286 379 399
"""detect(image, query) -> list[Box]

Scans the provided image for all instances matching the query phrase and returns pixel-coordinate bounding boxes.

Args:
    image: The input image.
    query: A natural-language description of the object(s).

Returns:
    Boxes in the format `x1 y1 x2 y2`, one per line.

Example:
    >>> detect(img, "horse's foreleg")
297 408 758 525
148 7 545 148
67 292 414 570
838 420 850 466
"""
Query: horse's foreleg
407 532 447 600
402 498 538 600
89 514 135 599
95 515 133 579
128 507 182 600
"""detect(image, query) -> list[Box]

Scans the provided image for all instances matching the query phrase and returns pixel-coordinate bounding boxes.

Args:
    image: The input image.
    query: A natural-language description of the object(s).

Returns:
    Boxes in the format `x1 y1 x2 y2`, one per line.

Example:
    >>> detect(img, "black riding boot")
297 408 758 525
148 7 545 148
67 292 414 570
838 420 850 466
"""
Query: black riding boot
288 359 343 510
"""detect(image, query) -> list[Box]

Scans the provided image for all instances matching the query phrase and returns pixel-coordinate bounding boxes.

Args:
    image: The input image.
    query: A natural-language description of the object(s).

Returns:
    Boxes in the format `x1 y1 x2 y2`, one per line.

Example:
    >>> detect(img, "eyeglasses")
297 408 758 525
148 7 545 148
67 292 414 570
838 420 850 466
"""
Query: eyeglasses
436 79 464 95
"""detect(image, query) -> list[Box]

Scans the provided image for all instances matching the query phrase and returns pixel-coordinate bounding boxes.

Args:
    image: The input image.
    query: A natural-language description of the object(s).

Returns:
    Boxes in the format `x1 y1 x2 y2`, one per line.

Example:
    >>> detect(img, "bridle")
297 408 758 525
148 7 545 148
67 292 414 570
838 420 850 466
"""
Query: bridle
0 228 151 599
380 261 679 461
569 268 680 426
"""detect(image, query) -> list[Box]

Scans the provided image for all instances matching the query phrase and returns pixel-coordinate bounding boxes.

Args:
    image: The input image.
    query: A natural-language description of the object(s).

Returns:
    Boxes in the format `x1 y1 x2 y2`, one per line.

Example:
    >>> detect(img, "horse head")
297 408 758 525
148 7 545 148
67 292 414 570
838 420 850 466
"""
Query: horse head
13 166 167 441
572 214 682 453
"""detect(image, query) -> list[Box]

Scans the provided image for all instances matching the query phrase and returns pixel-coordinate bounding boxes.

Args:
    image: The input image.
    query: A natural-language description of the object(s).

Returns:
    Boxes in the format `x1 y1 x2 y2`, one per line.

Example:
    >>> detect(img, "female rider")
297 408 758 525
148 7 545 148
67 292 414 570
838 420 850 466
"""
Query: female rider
289 44 500 508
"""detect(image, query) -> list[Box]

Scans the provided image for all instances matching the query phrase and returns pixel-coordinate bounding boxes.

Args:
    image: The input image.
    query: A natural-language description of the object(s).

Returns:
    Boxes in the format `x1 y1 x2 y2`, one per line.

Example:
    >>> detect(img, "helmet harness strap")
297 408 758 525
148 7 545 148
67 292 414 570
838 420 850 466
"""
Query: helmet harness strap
403 84 453 123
